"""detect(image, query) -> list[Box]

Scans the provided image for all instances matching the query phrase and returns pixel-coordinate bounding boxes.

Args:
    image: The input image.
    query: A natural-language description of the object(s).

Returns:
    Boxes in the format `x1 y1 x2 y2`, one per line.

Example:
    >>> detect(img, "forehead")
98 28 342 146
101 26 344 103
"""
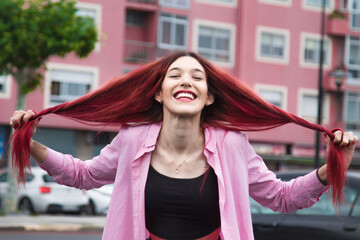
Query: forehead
167 56 204 72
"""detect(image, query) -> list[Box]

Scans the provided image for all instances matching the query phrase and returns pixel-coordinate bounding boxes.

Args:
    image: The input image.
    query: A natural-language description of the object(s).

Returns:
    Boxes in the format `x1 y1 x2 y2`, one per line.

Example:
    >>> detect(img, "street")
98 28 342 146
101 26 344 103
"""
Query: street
0 231 102 240
0 214 105 240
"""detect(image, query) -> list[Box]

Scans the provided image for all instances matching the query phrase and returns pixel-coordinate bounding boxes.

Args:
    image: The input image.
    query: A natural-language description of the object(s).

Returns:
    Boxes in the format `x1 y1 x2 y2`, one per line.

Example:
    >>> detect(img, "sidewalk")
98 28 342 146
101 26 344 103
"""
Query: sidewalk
0 214 106 232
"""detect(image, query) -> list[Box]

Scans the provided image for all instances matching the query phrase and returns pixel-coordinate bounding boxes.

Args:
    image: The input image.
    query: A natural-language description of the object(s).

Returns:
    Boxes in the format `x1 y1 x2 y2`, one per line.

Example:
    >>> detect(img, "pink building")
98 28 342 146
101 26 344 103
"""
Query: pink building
0 0 359 169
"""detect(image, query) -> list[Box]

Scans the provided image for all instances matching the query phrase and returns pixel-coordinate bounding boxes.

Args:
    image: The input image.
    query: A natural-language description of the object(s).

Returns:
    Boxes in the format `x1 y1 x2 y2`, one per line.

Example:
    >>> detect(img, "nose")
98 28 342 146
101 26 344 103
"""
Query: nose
180 73 191 88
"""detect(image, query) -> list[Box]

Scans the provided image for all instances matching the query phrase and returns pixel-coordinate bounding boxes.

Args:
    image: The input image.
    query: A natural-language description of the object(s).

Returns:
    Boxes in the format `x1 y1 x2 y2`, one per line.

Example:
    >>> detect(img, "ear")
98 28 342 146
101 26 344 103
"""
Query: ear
206 93 215 106
155 91 163 104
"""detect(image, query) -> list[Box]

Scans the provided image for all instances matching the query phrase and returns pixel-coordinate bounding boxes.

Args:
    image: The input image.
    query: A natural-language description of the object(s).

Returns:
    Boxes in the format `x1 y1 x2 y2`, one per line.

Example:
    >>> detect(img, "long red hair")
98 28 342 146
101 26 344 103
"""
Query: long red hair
11 51 345 205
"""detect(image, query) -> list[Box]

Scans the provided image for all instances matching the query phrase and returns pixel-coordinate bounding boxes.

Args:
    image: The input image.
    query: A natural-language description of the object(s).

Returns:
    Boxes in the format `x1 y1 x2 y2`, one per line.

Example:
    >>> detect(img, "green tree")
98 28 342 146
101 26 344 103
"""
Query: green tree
0 0 98 212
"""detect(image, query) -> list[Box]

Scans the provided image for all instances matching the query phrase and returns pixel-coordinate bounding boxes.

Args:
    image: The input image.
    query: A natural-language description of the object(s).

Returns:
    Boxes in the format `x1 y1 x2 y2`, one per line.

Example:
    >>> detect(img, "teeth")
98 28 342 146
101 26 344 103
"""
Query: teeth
175 92 195 100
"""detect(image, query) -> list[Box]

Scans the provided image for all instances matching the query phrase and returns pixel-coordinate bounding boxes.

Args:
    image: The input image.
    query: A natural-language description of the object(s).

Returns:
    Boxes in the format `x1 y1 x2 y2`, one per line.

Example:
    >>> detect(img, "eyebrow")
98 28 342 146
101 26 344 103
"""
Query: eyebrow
168 67 205 74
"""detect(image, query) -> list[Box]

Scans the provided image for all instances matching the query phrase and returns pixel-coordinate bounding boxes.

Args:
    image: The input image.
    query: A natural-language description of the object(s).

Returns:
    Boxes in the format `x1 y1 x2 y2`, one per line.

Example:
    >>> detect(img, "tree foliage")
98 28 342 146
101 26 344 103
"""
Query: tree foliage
0 0 98 95
0 0 98 213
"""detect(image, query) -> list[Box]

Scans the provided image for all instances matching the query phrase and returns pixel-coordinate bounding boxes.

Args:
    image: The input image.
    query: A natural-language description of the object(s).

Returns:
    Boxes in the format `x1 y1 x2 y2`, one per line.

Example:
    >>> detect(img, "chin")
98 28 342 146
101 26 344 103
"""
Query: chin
166 108 203 117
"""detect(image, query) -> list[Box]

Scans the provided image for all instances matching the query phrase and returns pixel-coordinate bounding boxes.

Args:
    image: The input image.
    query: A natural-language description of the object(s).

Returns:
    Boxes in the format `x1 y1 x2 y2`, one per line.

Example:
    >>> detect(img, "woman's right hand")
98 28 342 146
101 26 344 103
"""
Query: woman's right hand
10 110 40 137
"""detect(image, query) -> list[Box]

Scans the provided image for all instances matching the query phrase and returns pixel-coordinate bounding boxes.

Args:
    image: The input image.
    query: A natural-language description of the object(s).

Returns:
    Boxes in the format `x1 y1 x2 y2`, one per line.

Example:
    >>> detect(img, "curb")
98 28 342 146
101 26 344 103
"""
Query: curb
0 225 104 232
0 215 105 232
0 226 26 231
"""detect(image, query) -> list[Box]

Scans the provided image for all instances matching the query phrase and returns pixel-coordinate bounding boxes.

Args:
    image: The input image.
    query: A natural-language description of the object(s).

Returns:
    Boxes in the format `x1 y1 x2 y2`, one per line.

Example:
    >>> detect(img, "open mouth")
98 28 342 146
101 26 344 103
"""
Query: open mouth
174 91 197 101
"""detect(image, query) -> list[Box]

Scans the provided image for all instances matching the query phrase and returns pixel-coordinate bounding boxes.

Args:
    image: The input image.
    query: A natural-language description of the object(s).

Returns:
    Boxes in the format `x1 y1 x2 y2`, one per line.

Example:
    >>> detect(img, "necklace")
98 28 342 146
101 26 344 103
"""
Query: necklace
174 135 203 174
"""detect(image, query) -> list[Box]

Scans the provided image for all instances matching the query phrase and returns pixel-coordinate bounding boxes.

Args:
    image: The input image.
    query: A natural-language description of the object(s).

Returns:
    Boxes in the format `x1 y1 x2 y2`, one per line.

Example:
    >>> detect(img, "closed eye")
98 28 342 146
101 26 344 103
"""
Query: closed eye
170 75 180 79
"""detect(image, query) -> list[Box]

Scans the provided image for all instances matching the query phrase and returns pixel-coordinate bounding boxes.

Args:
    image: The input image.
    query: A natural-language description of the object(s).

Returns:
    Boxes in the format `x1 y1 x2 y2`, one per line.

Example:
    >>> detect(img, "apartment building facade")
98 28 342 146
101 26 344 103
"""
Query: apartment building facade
0 0 359 169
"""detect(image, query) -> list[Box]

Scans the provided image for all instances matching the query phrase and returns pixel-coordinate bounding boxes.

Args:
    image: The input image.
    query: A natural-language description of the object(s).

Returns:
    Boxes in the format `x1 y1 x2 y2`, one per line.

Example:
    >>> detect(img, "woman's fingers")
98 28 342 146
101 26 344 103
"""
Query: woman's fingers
333 130 343 145
10 110 25 128
23 110 36 123
10 110 36 129
333 130 358 149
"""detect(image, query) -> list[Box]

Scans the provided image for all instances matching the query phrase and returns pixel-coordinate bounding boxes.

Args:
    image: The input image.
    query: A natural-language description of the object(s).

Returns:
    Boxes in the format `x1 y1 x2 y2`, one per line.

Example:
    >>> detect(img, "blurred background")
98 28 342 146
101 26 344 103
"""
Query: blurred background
1 0 360 174
0 0 360 234
1 1 360 239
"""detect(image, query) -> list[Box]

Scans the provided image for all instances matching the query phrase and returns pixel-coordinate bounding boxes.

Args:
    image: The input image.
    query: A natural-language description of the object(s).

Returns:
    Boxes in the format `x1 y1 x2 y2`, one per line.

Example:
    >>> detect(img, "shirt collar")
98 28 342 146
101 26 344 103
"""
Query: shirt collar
204 126 216 153
144 122 162 148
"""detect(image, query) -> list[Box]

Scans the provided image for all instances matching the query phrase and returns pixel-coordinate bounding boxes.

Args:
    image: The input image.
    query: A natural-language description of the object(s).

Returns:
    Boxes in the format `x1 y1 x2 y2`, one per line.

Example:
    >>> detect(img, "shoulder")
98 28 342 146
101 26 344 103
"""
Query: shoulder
207 126 249 143
119 123 152 135
116 123 161 144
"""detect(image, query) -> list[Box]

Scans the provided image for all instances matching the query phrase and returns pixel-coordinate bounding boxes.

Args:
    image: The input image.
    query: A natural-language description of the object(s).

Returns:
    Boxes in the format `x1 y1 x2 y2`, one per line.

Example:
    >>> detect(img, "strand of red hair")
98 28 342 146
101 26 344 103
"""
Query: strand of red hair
10 51 345 207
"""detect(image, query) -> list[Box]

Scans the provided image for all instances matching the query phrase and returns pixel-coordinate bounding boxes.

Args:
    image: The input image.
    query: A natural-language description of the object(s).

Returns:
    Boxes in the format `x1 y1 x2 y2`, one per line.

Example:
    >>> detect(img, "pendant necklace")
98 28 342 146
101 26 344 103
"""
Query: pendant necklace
174 135 203 174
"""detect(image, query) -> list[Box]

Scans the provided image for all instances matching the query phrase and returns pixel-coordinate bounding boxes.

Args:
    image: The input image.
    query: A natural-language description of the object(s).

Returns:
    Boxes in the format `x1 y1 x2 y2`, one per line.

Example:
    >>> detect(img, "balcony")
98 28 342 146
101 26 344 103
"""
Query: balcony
128 0 156 3
126 0 158 11
326 9 349 37
326 10 360 37
326 17 349 36
124 40 157 63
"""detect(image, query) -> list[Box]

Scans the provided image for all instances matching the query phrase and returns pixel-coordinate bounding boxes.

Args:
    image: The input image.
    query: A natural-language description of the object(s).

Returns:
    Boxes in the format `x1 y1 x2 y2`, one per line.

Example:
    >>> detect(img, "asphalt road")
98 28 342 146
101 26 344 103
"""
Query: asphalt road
0 231 102 240
0 214 105 232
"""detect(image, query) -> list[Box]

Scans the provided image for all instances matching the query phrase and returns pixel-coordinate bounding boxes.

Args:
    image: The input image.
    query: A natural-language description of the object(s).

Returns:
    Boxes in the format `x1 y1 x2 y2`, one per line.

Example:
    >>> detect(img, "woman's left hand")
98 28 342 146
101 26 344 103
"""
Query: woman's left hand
326 131 358 169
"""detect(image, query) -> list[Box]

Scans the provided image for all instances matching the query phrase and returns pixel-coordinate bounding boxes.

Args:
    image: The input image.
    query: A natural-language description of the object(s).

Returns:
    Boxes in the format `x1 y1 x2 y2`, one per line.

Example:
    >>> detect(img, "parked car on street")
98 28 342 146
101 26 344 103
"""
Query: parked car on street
0 167 89 214
251 170 360 240
85 184 113 215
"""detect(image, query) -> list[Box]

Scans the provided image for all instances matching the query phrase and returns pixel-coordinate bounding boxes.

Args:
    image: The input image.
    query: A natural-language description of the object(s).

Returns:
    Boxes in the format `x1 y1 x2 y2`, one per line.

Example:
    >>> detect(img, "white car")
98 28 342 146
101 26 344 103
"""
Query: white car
0 167 89 214
86 184 113 215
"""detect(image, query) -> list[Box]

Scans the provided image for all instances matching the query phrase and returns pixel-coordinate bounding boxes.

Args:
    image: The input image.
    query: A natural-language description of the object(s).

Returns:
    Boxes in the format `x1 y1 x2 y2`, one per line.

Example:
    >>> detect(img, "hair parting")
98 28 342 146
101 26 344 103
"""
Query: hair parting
10 51 346 206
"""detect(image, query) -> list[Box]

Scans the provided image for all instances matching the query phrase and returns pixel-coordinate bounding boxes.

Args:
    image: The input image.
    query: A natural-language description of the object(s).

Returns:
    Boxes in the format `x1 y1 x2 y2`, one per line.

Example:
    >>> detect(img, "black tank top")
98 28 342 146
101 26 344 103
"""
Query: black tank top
145 165 221 239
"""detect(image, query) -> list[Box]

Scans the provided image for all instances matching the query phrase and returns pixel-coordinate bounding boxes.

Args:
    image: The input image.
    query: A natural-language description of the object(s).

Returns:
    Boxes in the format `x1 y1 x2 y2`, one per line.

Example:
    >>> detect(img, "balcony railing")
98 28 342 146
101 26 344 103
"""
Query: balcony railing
326 17 349 36
124 40 157 63
127 0 157 4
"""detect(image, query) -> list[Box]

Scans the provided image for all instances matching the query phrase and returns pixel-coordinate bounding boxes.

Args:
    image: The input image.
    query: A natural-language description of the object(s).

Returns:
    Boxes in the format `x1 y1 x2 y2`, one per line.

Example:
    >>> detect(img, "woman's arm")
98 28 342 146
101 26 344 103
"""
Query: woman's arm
39 137 120 190
247 131 357 213
248 162 327 213
10 110 119 189
30 140 48 164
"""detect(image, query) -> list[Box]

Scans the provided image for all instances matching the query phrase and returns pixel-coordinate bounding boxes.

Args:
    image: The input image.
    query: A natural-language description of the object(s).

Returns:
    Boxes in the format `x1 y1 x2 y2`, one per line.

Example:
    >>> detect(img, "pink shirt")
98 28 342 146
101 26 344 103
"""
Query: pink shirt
39 123 328 240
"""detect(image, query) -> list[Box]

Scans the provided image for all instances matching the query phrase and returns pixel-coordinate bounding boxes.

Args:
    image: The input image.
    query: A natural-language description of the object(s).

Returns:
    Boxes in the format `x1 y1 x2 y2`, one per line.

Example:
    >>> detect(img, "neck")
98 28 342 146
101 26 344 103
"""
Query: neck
159 114 203 153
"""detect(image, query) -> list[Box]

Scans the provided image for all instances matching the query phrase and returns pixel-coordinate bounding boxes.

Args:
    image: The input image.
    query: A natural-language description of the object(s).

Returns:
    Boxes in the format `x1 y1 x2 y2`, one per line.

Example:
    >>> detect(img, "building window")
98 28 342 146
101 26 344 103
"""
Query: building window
300 33 332 68
345 92 360 137
45 63 99 107
160 0 190 9
259 90 284 108
298 89 329 123
301 94 318 119
196 0 237 7
302 0 333 11
350 0 360 29
345 36 360 85
76 8 96 21
193 19 236 67
255 84 287 110
76 2 102 51
305 0 330 7
261 33 285 58
126 9 146 26
76 2 101 26
50 70 92 106
0 73 11 99
158 13 188 55
340 0 349 11
256 26 290 65
259 0 292 7
198 27 231 62
0 73 6 94
304 39 328 64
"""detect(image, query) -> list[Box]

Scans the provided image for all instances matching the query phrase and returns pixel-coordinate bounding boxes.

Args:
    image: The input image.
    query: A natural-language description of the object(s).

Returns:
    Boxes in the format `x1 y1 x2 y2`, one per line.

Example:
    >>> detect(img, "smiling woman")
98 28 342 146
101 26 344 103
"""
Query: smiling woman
9 51 358 240
155 56 214 124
